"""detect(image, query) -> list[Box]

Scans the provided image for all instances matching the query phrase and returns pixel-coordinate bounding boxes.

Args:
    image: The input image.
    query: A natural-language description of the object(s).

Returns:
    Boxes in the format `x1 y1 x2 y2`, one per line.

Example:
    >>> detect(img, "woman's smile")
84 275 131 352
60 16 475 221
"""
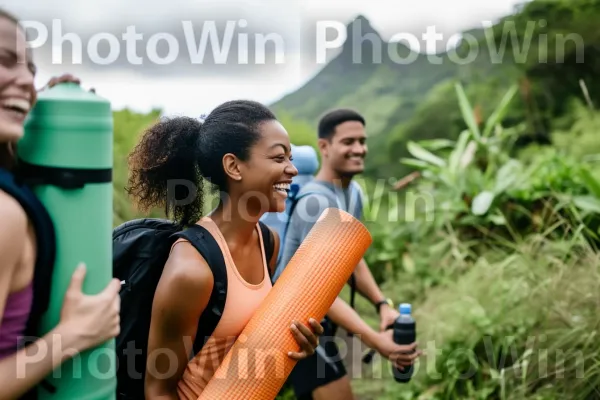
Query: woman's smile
273 181 291 198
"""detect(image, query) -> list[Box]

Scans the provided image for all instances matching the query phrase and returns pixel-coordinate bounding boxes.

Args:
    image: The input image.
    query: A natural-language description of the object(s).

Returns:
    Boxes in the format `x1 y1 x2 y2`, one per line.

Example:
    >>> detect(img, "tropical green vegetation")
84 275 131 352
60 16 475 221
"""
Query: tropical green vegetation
349 83 600 400
110 0 600 398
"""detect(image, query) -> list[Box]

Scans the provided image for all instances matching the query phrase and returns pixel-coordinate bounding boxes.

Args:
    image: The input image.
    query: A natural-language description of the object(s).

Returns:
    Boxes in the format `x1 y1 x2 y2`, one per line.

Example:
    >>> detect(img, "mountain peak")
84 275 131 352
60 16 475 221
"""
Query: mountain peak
353 14 370 23
345 14 379 37
339 14 384 62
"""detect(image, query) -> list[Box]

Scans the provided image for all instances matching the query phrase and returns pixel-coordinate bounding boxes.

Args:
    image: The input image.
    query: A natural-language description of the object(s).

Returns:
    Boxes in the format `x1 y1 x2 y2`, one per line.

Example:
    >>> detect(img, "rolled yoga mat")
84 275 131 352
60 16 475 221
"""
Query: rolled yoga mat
18 83 115 399
198 207 372 400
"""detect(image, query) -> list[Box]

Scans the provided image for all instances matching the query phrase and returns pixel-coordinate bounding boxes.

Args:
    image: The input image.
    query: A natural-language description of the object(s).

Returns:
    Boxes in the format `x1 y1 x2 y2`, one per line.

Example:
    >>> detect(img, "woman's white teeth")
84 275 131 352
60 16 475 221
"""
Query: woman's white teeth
1 98 30 114
274 183 290 192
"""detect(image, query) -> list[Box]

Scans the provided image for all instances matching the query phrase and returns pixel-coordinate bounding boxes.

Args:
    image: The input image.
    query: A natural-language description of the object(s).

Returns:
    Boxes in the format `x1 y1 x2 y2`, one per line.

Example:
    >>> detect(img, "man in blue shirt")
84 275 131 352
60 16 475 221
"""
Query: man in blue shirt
276 109 420 400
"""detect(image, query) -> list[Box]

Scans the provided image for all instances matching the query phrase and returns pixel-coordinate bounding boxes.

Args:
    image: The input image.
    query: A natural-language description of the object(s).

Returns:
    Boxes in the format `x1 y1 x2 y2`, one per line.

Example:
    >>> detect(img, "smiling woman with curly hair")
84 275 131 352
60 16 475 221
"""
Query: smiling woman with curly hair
125 100 325 399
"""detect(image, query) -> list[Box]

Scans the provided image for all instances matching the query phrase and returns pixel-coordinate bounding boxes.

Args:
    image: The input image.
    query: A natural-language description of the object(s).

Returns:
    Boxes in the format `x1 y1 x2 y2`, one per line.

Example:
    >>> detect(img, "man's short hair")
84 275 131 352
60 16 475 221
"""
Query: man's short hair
317 108 366 140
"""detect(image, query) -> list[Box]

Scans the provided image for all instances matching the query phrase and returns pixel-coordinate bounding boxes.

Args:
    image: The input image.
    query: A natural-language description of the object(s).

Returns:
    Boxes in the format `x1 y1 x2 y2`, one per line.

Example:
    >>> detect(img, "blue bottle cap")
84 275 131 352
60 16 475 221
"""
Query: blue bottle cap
399 303 411 315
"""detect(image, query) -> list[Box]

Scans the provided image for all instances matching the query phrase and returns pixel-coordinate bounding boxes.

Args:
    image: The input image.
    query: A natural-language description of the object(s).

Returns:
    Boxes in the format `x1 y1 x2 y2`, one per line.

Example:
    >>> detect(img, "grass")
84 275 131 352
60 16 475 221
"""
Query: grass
345 222 600 399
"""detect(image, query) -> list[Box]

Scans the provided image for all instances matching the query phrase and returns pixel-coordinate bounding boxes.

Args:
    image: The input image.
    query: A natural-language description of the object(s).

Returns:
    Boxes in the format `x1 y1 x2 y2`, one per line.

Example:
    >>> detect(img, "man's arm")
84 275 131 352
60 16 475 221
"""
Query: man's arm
353 258 386 305
350 184 398 330
352 258 398 332
326 297 378 347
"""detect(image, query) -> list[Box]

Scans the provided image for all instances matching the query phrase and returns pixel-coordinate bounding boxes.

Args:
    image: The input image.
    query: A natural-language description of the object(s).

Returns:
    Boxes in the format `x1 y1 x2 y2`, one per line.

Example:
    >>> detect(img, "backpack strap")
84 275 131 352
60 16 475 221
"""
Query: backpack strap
175 224 228 357
0 168 57 399
280 190 318 247
170 220 278 358
258 221 275 281
0 169 56 335
271 189 322 280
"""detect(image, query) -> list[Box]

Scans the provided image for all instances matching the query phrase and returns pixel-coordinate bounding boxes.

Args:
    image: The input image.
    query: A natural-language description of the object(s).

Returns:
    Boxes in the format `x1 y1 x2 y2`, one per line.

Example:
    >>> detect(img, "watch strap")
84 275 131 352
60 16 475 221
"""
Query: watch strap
375 298 393 313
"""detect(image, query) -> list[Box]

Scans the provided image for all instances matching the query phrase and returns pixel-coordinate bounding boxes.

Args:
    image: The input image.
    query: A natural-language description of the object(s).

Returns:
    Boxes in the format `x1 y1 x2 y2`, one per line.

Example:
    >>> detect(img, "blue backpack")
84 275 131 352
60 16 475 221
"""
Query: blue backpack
260 145 363 279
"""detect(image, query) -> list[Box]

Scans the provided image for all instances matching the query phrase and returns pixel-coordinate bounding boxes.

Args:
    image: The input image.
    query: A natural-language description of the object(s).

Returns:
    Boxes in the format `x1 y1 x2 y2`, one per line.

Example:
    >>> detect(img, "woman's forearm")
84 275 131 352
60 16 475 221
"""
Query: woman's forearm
0 324 85 400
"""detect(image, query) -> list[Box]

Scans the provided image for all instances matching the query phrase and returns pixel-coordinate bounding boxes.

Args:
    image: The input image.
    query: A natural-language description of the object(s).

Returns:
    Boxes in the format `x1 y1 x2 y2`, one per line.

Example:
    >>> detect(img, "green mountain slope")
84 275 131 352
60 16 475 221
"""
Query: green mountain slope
271 16 460 132
269 15 517 178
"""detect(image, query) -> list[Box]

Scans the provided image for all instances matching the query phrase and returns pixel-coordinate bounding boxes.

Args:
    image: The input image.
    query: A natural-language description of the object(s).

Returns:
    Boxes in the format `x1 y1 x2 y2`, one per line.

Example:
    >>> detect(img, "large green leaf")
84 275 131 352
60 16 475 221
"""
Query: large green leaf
402 252 416 274
459 141 478 170
482 85 518 138
399 158 435 170
579 167 600 198
494 159 523 194
486 211 506 226
406 141 446 168
471 191 495 215
376 251 398 262
573 196 600 214
448 129 471 176
417 139 456 151
455 83 481 140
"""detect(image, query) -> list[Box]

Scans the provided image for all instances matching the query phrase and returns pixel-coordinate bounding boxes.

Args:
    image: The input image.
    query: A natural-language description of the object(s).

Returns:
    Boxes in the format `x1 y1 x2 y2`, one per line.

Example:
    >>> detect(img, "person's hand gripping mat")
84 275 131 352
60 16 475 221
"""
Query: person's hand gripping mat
198 207 372 400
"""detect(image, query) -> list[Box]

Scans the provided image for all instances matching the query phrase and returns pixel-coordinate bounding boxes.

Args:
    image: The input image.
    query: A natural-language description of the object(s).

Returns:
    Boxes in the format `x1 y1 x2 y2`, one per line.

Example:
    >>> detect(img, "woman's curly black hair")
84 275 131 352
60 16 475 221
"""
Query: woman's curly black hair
125 100 277 227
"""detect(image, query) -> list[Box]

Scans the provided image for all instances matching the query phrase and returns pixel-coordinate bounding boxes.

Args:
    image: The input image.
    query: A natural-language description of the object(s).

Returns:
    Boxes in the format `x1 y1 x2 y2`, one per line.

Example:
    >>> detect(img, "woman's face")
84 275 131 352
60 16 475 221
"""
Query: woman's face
0 17 36 143
234 119 299 215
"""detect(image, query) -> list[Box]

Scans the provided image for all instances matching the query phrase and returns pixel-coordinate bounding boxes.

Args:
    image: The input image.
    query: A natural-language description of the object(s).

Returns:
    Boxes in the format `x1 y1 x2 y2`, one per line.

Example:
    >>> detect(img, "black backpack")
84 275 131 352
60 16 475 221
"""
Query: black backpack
112 217 275 399
0 168 57 399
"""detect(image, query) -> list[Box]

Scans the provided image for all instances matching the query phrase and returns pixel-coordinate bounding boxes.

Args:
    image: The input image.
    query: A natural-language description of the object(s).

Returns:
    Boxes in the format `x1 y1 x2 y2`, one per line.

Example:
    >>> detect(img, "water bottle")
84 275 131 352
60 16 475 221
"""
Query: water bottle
392 303 416 383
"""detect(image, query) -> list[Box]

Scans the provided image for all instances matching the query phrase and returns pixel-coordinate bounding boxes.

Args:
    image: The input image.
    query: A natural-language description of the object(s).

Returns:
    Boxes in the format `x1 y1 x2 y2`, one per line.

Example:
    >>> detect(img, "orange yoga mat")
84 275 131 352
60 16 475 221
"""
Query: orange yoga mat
198 207 372 400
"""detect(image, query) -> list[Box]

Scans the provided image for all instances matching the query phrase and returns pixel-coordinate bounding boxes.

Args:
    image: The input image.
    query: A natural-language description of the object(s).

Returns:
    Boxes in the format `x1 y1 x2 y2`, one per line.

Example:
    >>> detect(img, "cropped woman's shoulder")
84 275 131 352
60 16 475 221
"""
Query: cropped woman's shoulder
163 239 214 290
0 189 28 235
0 189 28 268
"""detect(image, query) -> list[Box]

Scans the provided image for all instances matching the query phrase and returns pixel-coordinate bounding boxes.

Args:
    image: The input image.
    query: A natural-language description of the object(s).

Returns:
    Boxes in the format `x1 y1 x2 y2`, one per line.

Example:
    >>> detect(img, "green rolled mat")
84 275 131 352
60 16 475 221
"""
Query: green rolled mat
18 83 115 399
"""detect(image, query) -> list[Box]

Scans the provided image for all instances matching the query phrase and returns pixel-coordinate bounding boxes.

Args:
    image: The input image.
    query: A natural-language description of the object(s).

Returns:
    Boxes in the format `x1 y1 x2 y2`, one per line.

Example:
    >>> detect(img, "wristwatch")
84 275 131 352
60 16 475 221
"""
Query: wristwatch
375 298 394 314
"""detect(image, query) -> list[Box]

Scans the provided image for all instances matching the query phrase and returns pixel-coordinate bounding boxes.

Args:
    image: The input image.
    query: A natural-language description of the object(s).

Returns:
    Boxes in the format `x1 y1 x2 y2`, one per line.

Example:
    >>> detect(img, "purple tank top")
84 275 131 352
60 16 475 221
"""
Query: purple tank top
0 283 33 360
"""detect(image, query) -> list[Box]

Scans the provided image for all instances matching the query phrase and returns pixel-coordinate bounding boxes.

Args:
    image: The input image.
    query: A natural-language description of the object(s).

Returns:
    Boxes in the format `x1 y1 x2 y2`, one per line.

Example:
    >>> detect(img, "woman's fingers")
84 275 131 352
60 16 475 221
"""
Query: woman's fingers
290 322 315 351
287 350 307 360
293 320 319 348
287 320 320 360
309 318 324 336
287 318 325 360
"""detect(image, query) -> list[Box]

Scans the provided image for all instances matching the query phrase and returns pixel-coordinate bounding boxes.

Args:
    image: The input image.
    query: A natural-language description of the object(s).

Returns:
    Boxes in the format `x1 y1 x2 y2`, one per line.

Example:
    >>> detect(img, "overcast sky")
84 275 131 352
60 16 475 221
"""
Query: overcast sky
6 0 526 117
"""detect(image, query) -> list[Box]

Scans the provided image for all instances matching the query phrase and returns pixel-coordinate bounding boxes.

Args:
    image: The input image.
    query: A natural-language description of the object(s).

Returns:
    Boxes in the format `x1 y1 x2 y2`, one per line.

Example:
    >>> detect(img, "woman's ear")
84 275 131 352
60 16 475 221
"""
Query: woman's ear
222 153 243 181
